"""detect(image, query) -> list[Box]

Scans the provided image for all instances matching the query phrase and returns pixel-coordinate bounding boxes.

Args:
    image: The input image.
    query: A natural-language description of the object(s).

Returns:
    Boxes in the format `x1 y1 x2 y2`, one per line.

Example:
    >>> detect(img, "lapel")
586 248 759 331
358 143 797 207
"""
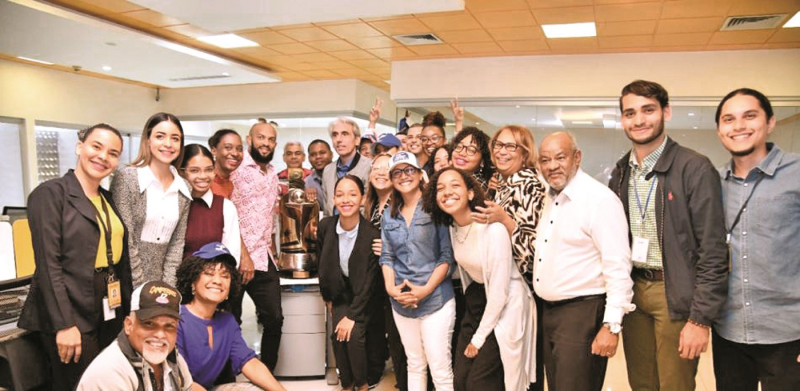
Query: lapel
327 216 342 274
64 170 99 226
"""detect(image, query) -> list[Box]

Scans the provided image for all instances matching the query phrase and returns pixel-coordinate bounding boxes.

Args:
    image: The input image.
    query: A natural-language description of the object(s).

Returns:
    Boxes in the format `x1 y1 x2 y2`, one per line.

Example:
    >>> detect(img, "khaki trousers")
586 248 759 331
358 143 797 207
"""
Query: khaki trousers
622 276 698 391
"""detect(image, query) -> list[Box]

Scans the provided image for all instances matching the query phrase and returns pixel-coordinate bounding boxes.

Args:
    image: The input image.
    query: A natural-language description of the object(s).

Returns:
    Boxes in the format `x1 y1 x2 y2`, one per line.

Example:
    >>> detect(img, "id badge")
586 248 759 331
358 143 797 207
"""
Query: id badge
103 297 116 321
631 236 650 264
107 279 122 309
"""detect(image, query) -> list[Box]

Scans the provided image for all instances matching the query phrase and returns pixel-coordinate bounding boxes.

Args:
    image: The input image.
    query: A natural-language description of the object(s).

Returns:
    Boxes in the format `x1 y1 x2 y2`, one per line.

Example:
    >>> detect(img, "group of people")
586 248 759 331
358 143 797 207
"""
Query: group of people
18 79 799 391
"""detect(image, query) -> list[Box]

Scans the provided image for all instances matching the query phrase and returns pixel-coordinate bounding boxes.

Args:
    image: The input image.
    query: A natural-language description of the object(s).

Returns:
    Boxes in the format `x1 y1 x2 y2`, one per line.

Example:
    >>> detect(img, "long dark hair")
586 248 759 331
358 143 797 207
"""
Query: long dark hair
389 166 425 218
131 112 185 168
176 254 241 312
450 127 495 187
180 144 214 170
423 167 488 226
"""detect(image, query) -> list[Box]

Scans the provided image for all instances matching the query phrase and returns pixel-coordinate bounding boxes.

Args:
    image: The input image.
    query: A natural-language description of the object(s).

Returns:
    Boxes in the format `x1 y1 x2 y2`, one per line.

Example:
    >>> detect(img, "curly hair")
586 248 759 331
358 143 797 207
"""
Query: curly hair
423 167 488 226
450 127 495 187
176 254 241 312
430 144 452 172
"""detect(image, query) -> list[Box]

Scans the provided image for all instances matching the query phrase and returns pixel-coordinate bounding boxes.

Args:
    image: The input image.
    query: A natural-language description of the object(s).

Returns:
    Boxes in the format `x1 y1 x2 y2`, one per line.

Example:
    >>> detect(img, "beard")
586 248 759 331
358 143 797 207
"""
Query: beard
250 143 274 164
141 337 171 366
627 118 665 146
730 146 755 157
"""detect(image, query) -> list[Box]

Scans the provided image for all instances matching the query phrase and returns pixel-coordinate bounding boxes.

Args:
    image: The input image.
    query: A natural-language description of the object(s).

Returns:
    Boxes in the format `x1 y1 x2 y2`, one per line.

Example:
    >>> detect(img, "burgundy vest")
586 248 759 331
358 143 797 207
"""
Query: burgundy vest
184 194 225 259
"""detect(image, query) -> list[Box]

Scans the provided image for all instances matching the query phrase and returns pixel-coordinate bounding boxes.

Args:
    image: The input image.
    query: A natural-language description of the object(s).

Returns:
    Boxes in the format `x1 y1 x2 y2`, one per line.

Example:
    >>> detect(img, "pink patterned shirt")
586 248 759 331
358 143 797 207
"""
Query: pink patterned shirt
230 150 279 271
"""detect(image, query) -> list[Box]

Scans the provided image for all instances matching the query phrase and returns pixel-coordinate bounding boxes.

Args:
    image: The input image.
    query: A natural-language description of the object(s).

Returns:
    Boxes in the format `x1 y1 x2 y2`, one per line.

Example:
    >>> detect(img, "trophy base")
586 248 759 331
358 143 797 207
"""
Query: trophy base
278 252 317 278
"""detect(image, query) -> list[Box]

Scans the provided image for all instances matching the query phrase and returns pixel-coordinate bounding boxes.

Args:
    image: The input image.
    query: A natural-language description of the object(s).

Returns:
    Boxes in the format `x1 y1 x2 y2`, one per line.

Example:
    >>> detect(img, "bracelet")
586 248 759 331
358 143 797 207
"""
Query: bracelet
687 319 710 329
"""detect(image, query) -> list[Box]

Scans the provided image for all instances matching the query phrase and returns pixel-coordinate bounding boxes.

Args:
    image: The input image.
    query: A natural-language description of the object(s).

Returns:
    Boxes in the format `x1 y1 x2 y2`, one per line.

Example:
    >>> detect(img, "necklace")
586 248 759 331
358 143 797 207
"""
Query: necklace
453 222 473 244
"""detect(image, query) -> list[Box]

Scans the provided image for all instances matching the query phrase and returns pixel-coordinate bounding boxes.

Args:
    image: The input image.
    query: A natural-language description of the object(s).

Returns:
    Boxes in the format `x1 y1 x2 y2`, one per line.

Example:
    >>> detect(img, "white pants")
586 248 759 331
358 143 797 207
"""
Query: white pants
392 298 456 391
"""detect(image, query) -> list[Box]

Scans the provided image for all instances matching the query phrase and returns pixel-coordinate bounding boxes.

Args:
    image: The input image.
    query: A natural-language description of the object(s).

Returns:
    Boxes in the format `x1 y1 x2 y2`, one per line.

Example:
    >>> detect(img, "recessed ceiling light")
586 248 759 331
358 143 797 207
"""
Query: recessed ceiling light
197 34 258 48
688 112 695 116
102 65 112 71
783 11 800 28
18 56 53 65
156 41 230 65
542 22 596 38
222 72 230 76
515 105 520 108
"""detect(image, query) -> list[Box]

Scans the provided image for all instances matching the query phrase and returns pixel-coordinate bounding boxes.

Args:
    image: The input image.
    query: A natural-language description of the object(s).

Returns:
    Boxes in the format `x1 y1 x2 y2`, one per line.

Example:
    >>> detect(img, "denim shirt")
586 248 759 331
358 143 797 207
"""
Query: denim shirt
716 144 800 344
380 202 454 318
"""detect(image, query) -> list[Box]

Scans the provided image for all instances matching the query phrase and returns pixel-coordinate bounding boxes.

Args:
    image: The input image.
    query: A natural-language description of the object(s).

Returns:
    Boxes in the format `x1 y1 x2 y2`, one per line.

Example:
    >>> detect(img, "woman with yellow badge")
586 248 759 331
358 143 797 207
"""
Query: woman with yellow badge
19 123 133 391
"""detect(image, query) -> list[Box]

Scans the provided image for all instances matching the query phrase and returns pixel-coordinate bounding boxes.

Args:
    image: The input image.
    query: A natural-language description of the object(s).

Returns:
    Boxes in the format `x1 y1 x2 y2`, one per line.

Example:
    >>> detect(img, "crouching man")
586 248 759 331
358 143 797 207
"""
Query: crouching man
77 281 194 391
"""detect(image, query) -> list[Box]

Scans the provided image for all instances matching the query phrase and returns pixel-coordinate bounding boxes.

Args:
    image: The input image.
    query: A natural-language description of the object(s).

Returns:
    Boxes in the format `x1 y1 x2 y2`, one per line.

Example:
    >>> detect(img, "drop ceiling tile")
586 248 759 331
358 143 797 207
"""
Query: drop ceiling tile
547 37 598 51
322 23 384 39
653 32 713 46
728 0 800 15
313 60 358 70
162 24 213 38
435 29 494 43
417 12 483 31
452 41 504 54
533 6 595 25
122 9 184 27
347 58 390 68
474 10 537 28
369 18 431 36
271 23 315 31
364 67 391 79
269 42 318 55
467 0 531 12
265 55 305 67
276 72 309 81
657 17 725 34
291 52 339 63
368 47 417 59
240 30 296 45
303 70 341 79
765 42 800 49
332 68 374 78
598 35 654 48
304 39 359 52
596 2 663 22
489 25 544 41
768 28 800 43
709 30 774 45
708 43 769 50
528 0 593 8
597 20 657 36
347 36 399 49
497 39 549 52
279 26 340 42
288 62 322 71
231 46 283 61
329 50 380 60
79 0 145 13
661 0 732 19
408 44 460 56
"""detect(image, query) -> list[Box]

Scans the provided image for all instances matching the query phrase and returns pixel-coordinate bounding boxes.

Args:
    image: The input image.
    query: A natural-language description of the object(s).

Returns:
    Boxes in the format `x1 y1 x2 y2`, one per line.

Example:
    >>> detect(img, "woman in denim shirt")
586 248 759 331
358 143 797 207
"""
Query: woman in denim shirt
380 152 455 391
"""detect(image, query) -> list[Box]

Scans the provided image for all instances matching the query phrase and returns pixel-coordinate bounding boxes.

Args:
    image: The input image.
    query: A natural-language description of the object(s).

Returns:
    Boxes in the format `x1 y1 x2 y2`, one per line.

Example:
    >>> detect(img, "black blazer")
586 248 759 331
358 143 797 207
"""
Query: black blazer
18 170 133 333
317 215 380 323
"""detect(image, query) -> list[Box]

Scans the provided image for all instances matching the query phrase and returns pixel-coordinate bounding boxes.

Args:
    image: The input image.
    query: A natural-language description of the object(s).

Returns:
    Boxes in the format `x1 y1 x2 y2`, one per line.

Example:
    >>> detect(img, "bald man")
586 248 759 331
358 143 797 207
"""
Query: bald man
228 121 284 371
534 132 634 391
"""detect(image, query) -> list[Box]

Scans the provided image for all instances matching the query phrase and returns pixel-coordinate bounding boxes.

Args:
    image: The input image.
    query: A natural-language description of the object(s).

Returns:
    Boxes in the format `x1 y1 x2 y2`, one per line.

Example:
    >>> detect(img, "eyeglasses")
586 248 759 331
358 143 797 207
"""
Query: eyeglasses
390 166 418 179
453 144 479 156
182 167 215 175
420 135 443 144
492 140 523 153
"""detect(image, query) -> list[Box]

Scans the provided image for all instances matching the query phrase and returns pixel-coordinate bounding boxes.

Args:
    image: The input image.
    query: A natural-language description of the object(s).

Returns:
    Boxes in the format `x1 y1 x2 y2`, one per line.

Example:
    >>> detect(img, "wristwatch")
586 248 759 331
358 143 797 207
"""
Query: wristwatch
604 322 622 335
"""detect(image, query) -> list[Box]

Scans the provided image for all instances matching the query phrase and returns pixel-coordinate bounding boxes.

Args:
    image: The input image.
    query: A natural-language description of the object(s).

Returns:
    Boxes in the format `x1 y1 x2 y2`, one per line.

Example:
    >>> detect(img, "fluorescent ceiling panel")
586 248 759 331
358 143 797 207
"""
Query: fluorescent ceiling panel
0 0 279 87
784 11 800 28
129 0 464 32
197 34 258 48
542 22 597 39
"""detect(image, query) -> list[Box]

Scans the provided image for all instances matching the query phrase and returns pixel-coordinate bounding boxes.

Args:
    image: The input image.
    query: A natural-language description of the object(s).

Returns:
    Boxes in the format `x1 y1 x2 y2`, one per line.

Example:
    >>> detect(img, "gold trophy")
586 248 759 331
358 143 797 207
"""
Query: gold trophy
278 168 319 278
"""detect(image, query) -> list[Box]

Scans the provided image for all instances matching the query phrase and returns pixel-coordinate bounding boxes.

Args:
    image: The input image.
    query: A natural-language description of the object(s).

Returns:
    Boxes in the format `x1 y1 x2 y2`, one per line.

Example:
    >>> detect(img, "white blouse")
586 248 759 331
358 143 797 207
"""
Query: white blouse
137 165 192 244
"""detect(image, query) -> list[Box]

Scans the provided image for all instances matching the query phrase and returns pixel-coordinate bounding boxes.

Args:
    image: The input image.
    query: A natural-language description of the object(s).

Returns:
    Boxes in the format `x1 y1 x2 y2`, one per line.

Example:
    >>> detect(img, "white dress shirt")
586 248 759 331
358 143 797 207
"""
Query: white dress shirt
137 165 192 244
198 189 242 265
533 169 635 324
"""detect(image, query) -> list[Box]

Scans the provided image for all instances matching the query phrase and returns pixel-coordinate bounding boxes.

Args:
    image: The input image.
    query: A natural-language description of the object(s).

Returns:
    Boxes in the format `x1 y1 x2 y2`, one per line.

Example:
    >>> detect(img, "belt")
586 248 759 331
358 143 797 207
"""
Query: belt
542 293 606 307
633 267 664 281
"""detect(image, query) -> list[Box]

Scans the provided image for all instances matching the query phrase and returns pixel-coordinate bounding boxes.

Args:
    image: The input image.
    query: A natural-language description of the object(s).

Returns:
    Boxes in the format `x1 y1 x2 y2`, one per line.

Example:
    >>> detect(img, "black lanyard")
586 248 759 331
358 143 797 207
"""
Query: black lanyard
91 194 116 277
725 172 764 244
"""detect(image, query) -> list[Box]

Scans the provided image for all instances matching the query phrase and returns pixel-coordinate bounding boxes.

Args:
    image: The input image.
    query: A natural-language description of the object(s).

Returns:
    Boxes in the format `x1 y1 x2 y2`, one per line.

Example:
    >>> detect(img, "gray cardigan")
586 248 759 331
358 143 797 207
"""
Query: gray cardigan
321 153 372 216
110 166 191 287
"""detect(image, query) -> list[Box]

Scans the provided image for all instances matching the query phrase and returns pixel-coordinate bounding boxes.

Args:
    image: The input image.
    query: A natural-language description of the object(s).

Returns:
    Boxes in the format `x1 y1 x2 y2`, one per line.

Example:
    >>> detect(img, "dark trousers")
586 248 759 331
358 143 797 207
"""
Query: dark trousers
331 302 369 388
541 295 607 391
366 295 388 385
712 331 800 391
41 269 123 391
231 262 283 371
385 297 408 391
453 282 503 391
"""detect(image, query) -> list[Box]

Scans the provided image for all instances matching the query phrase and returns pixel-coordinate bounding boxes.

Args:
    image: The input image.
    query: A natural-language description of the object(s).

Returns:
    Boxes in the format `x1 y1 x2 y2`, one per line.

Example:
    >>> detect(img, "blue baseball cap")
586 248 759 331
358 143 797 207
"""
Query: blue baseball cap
193 242 236 266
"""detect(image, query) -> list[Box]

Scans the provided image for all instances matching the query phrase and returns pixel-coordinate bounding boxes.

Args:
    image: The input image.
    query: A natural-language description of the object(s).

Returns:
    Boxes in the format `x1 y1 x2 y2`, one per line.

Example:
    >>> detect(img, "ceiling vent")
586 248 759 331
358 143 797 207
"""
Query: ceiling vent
720 14 787 31
392 33 443 45
169 74 231 82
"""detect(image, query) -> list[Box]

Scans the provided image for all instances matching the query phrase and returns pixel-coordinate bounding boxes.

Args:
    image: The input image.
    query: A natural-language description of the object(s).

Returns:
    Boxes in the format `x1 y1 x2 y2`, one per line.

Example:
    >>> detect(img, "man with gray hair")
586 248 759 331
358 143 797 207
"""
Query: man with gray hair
320 117 372 216
277 141 312 195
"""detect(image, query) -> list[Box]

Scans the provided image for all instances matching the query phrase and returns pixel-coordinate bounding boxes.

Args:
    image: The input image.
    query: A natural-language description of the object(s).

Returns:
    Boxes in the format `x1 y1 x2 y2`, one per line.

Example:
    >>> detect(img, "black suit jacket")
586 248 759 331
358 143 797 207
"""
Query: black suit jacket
19 170 133 333
316 215 380 323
